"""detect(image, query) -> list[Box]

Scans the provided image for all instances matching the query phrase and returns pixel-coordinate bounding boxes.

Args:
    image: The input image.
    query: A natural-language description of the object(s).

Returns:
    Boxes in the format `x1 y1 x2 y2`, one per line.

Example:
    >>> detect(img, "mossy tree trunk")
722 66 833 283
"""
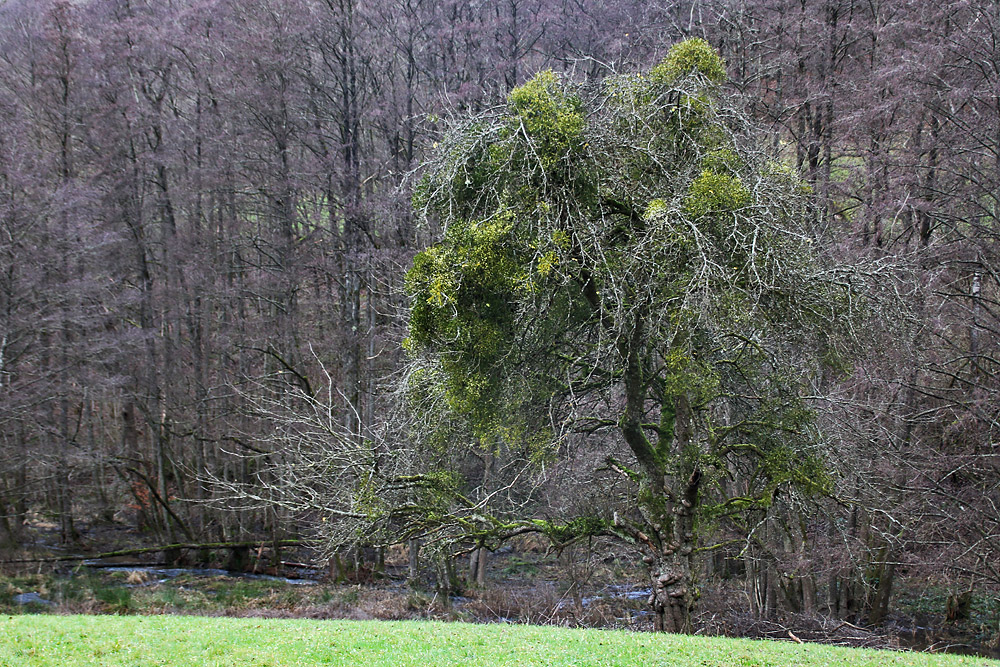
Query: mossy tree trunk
621 321 704 632
648 465 702 633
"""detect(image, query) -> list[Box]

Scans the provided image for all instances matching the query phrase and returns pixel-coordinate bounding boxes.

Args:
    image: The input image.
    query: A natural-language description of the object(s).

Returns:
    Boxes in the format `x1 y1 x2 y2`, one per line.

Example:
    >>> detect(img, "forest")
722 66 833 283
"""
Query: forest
0 0 998 645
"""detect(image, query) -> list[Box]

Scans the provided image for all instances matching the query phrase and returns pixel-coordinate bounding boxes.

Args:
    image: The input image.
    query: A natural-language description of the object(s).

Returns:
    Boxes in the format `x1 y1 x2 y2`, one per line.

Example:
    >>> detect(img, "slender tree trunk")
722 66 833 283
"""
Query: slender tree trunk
868 557 895 626
408 538 421 583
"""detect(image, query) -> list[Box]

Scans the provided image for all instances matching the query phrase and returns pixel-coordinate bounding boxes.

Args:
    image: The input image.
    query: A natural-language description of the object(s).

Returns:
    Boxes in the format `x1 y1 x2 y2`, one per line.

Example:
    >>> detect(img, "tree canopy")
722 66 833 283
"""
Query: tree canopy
404 39 856 632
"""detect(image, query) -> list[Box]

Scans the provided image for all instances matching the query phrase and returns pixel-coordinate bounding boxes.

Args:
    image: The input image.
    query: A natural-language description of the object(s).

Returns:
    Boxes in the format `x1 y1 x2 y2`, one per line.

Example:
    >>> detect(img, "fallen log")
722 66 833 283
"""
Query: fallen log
0 540 305 565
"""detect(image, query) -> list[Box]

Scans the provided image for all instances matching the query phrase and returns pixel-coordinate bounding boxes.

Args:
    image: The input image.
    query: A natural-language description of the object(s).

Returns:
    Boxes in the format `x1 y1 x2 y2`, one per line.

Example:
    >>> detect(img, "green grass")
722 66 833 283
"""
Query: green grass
0 615 996 667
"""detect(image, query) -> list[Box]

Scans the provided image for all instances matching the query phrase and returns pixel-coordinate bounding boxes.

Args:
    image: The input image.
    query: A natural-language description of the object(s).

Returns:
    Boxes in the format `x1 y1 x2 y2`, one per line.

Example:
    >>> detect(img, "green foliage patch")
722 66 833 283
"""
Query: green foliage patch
650 38 728 85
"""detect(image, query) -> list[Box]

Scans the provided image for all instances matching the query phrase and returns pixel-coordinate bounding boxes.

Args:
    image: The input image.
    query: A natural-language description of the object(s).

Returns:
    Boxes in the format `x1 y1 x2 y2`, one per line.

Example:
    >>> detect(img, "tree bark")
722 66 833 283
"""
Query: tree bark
868 558 895 626
408 538 421 583
650 460 701 633
650 554 695 633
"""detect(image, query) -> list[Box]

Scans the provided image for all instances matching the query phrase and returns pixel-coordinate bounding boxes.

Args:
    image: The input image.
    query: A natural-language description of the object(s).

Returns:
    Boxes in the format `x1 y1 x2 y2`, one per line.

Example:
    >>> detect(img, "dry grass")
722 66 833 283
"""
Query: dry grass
124 570 151 585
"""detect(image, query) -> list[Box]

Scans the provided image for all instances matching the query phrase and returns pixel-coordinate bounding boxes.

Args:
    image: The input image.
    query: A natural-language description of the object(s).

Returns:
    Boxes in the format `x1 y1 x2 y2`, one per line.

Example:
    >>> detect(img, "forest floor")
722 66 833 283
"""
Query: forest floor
1 519 998 660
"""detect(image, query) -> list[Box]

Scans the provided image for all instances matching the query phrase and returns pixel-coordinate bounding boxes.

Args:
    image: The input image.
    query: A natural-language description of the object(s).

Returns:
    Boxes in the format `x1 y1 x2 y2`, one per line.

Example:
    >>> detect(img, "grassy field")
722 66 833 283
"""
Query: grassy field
0 615 997 667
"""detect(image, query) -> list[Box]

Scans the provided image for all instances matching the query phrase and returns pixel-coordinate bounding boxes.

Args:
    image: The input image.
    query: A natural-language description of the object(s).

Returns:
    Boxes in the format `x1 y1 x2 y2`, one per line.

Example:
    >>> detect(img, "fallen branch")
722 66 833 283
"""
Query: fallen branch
831 620 868 634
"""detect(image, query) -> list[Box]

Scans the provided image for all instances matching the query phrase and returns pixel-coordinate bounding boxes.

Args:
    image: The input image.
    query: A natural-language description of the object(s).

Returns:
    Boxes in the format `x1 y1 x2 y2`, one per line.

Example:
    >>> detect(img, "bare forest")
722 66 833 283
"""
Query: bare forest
0 0 998 646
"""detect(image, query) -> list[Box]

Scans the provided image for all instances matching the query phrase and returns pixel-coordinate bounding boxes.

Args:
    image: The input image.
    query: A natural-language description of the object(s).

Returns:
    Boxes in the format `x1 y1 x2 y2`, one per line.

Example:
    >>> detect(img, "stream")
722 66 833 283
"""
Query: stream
84 563 321 587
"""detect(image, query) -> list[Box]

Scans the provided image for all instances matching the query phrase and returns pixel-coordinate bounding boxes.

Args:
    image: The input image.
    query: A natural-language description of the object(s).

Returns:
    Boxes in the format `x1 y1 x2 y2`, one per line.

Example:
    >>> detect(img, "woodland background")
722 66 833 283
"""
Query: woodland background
0 0 998 631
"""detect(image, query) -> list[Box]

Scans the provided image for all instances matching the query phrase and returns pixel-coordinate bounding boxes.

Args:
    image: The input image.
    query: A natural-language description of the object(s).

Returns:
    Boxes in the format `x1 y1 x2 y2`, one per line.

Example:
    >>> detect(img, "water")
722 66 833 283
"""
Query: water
579 585 651 607
13 592 54 606
86 564 320 587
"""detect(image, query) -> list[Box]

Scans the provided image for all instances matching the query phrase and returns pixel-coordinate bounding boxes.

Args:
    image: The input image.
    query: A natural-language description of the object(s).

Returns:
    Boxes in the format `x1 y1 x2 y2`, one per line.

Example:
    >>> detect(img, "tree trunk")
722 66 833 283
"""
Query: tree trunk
650 554 695 633
434 554 458 604
473 546 487 586
408 538 421 583
802 573 818 616
650 461 702 633
868 558 895 626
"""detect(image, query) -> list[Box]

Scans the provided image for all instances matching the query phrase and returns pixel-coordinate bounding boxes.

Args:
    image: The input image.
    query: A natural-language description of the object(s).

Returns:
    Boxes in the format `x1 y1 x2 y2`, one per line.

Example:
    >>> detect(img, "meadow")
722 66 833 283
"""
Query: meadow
1 615 997 667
